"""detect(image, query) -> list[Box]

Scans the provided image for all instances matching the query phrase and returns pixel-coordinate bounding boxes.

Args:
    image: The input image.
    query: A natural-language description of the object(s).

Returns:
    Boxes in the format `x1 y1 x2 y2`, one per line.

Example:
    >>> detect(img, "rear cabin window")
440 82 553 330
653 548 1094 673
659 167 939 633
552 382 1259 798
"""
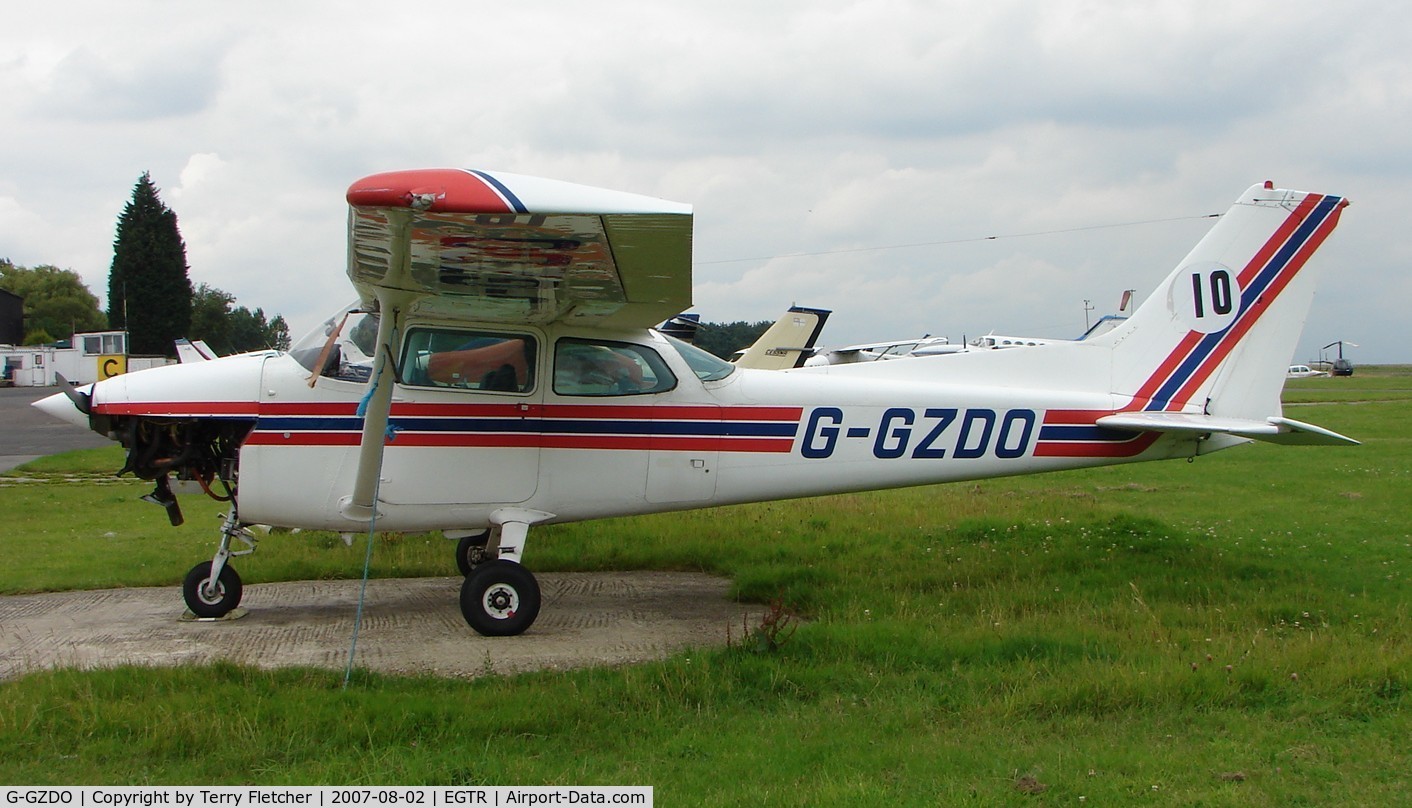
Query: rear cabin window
401 327 537 393
553 339 677 397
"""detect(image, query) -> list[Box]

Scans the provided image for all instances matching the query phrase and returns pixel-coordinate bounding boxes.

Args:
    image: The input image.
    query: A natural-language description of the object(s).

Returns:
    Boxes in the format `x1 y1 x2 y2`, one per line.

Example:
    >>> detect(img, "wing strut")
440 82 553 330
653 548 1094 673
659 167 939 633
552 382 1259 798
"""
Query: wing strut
340 209 425 521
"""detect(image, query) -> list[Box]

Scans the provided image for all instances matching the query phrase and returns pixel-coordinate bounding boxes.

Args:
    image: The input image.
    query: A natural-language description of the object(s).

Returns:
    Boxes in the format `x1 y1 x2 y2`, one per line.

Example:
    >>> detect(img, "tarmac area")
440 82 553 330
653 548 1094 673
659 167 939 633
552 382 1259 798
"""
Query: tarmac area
0 386 111 472
1 386 753 680
0 573 749 680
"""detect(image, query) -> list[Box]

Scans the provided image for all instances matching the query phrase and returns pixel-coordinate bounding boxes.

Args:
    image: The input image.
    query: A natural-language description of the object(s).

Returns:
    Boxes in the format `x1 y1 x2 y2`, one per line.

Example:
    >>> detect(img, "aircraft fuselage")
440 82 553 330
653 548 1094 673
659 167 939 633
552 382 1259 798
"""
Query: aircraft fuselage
83 317 1194 536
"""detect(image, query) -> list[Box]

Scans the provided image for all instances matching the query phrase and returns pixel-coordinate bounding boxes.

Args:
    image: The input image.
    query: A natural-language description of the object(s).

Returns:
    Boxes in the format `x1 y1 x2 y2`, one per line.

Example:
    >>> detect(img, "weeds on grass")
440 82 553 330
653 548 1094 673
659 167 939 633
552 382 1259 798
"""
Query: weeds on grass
729 597 801 654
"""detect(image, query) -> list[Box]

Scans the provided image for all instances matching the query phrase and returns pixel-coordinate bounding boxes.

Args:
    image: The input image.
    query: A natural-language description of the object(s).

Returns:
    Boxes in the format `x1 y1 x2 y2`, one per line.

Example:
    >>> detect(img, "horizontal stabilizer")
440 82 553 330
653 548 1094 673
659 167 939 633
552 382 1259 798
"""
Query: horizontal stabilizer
1096 411 1359 446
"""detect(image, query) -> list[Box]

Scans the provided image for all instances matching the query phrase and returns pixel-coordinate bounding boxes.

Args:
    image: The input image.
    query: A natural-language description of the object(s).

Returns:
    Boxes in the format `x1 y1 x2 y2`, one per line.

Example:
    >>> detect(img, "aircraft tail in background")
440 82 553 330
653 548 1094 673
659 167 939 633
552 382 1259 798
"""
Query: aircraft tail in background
733 306 831 370
174 339 217 363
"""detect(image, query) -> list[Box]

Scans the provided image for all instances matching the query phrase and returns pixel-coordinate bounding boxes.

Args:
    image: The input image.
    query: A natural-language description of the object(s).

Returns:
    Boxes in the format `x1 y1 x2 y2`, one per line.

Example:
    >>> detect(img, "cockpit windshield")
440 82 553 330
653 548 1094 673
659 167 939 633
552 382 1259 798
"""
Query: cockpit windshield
288 304 379 382
664 335 736 382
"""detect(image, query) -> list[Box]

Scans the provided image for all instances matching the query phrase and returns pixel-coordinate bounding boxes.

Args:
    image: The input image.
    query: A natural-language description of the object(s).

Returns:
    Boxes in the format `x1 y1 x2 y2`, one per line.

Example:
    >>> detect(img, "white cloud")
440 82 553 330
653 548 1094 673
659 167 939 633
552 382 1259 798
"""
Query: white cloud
1 0 1407 362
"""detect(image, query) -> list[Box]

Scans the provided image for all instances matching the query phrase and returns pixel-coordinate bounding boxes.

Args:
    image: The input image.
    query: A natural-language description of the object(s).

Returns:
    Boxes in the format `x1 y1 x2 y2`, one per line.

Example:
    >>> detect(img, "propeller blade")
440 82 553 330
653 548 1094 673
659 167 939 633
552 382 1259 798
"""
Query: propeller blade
54 372 92 415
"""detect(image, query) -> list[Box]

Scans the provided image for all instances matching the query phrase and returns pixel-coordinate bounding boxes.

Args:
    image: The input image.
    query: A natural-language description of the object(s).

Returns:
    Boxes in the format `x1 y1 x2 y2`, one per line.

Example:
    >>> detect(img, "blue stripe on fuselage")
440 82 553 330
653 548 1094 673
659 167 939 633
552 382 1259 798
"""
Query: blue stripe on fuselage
1038 425 1137 443
255 416 799 438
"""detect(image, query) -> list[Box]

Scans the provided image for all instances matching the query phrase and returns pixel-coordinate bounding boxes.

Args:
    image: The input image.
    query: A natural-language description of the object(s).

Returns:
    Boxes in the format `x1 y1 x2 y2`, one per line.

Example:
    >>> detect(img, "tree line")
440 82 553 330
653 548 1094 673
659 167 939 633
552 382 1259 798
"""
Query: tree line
1 172 287 355
690 318 776 359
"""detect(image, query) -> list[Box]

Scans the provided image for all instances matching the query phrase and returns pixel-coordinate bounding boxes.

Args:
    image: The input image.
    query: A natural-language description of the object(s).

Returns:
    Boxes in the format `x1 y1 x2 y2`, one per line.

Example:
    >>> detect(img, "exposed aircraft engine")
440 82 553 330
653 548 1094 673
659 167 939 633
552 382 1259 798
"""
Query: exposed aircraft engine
112 415 252 525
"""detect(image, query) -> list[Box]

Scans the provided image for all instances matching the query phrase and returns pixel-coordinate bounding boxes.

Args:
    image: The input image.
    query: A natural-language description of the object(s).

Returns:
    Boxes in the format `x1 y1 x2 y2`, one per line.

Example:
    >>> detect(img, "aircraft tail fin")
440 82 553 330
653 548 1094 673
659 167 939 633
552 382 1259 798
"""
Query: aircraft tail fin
734 306 831 370
1097 183 1348 425
659 313 702 343
175 338 217 363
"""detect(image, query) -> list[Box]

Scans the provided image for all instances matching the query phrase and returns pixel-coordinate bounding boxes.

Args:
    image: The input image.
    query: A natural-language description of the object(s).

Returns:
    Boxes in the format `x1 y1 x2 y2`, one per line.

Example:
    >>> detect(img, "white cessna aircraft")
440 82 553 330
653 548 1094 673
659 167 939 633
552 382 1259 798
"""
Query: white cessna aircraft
35 171 1356 636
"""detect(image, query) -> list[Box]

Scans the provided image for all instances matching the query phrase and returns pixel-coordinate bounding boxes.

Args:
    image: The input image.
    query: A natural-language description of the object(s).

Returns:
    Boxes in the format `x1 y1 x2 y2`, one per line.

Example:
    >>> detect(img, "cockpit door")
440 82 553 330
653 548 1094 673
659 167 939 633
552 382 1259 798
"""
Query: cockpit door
376 325 542 506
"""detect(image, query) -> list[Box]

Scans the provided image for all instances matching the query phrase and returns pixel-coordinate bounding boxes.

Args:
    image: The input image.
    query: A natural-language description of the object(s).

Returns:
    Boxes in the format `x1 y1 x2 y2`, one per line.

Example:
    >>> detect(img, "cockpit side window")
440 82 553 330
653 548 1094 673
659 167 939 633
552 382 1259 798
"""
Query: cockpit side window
553 339 677 397
401 327 538 393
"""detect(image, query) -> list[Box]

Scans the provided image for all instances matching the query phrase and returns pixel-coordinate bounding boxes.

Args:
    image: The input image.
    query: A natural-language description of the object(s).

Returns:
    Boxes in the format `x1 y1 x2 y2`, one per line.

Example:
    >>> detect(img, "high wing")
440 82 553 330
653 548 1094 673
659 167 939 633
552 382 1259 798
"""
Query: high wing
341 168 693 518
345 168 693 329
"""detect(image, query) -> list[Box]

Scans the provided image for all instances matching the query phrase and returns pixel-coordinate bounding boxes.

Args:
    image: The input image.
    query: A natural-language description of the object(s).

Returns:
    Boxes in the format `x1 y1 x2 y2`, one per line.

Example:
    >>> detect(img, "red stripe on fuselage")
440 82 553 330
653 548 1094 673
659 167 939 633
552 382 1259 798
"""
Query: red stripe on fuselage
1041 409 1120 425
1033 432 1159 458
243 432 360 446
93 401 258 417
537 404 802 421
232 401 802 454
243 431 794 453
94 400 802 421
1038 408 1161 458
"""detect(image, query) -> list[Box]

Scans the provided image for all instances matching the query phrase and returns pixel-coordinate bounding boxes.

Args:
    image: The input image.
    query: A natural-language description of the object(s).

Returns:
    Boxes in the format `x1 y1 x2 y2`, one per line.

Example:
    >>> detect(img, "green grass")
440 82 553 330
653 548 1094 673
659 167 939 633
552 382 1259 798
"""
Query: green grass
1 373 1409 802
0 446 459 593
1280 363 1412 404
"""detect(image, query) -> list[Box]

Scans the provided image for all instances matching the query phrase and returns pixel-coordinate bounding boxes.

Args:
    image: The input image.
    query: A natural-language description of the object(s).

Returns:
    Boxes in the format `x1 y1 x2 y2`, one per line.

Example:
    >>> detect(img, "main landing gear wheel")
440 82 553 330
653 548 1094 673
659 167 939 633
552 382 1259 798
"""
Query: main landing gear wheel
182 560 243 618
455 529 492 577
460 560 541 636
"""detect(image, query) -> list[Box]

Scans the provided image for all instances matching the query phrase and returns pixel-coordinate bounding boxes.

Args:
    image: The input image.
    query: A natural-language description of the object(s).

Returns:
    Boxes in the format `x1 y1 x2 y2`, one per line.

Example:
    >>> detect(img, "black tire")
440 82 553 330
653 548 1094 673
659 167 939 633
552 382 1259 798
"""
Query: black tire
182 560 243 618
460 560 541 636
455 530 493 577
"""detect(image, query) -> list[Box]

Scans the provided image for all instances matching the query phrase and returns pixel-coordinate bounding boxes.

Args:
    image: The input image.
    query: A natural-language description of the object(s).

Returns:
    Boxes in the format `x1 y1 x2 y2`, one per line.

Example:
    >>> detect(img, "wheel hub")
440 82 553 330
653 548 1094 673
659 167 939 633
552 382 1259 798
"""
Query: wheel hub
483 584 519 619
199 580 225 605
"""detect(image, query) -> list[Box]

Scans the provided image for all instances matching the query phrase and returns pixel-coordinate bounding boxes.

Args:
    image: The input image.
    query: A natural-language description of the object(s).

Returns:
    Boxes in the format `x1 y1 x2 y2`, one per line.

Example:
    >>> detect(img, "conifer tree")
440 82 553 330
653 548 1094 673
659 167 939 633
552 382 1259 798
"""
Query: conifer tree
108 172 192 356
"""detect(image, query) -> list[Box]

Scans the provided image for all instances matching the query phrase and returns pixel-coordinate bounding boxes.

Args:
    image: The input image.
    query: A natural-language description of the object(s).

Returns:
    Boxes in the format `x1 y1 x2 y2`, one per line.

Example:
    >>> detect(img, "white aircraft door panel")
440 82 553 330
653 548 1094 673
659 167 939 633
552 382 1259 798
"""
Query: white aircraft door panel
645 405 721 504
375 397 541 506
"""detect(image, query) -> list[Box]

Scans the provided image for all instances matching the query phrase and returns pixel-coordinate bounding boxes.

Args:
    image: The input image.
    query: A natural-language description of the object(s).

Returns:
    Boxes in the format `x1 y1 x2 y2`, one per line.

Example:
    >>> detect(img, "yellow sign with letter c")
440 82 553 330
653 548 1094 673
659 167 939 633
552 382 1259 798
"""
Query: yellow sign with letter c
98 354 127 380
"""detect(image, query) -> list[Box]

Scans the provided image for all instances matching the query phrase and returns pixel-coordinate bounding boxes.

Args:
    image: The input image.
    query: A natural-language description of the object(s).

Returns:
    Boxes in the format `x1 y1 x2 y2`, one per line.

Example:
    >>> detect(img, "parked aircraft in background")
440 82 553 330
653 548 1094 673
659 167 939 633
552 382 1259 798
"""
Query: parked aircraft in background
794 336 954 366
35 172 1356 636
1322 340 1357 377
731 306 831 369
802 289 1137 366
174 339 218 363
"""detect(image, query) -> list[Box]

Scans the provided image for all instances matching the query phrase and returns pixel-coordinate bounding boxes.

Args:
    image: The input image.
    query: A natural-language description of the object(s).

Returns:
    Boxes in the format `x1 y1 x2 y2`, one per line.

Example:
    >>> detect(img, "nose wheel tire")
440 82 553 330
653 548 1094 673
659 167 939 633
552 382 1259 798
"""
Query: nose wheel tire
460 560 541 636
182 560 243 618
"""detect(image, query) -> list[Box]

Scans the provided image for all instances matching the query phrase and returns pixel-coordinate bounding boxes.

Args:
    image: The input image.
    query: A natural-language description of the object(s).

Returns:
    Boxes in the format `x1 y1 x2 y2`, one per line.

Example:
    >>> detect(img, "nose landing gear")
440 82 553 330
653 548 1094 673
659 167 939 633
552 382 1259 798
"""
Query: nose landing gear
182 509 257 618
183 560 242 619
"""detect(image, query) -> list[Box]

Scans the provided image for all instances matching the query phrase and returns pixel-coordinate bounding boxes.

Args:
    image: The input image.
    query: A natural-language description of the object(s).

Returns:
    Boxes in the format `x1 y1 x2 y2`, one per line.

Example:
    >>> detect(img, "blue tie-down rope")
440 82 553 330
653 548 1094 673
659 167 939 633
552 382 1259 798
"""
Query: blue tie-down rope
343 470 382 689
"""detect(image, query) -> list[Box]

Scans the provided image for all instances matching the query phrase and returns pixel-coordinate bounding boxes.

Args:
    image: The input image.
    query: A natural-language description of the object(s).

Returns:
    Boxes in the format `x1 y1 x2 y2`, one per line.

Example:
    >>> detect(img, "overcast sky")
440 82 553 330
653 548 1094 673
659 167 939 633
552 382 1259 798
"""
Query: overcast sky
4 1 1408 363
